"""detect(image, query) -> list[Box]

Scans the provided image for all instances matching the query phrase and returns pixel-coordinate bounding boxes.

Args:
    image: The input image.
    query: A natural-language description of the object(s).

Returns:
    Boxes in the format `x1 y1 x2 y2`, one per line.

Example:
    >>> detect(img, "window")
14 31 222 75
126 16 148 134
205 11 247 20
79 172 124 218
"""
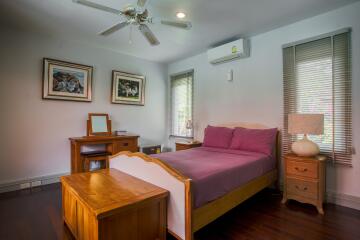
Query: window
170 70 194 138
283 30 352 166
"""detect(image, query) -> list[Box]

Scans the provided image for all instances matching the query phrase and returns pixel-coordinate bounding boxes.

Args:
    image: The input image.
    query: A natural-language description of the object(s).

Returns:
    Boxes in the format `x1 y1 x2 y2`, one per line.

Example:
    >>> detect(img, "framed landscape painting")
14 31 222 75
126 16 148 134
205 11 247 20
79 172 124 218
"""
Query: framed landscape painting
43 58 93 102
111 70 145 105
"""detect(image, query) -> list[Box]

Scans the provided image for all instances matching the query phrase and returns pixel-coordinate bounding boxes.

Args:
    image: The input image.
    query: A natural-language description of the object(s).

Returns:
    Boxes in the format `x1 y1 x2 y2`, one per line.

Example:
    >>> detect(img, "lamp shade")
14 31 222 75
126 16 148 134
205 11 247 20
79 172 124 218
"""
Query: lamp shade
288 114 324 135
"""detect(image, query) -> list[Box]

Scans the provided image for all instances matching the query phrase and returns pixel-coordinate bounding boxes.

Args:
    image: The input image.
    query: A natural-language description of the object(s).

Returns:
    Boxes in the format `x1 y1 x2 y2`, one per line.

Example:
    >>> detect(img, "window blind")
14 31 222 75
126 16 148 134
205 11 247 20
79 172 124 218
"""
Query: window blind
283 30 352 166
170 71 194 138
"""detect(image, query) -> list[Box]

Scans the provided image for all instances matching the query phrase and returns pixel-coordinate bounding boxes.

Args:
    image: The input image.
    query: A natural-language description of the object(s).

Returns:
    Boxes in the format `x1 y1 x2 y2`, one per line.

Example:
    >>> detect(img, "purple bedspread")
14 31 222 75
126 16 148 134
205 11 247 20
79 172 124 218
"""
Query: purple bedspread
151 147 275 208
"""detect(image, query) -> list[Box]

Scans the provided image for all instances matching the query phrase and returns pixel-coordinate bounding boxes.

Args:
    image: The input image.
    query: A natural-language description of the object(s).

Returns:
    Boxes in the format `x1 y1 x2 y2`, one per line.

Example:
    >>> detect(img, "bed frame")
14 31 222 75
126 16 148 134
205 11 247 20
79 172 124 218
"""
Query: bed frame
109 123 279 240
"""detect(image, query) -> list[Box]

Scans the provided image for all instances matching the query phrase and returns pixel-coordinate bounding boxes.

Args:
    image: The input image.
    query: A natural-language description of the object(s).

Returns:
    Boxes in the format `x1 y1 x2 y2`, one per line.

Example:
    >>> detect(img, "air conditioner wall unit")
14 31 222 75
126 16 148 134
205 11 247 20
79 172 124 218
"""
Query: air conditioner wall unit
207 39 250 64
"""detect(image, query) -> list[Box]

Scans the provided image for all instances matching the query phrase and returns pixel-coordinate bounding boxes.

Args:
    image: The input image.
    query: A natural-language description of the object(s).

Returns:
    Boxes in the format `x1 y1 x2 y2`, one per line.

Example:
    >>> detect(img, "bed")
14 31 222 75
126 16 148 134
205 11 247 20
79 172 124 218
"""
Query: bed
109 123 279 240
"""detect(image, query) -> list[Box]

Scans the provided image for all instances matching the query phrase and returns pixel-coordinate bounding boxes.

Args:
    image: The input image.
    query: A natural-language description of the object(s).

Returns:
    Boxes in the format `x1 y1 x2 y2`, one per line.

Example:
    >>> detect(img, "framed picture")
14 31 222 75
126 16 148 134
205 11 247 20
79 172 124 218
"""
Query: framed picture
43 58 93 102
111 70 145 105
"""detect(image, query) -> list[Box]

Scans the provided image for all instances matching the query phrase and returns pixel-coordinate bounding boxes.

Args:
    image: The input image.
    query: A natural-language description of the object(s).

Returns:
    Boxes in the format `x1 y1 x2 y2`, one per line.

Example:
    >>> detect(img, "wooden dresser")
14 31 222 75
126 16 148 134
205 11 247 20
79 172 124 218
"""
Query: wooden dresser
69 135 139 173
282 153 326 214
61 169 168 240
175 142 202 151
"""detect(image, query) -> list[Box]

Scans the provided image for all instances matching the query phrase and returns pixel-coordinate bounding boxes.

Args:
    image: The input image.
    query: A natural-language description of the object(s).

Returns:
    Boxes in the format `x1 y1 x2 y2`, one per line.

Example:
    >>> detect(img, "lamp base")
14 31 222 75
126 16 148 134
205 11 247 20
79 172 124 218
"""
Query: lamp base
291 135 320 157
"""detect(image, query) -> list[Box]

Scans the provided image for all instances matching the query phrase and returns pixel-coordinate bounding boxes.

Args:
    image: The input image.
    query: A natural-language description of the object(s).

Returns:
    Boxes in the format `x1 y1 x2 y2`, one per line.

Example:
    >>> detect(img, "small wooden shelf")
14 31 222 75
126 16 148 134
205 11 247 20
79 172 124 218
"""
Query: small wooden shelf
81 151 112 172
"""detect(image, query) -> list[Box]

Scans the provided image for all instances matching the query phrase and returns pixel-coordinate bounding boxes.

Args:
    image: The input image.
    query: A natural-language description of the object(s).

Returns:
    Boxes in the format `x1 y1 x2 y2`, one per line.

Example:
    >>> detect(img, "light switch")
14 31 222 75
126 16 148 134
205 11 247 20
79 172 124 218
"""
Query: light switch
227 69 233 81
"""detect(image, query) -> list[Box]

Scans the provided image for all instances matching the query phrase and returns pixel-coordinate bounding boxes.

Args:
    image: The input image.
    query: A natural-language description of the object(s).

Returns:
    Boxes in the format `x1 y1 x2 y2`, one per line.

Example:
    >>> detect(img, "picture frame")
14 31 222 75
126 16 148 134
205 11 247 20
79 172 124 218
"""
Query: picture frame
111 70 145 105
43 58 93 102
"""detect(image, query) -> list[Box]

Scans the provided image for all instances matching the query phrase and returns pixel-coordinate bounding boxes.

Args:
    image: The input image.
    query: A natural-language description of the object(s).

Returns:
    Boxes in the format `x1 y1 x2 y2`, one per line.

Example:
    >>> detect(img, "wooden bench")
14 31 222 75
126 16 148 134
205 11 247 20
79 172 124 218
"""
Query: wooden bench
81 151 112 171
61 169 169 240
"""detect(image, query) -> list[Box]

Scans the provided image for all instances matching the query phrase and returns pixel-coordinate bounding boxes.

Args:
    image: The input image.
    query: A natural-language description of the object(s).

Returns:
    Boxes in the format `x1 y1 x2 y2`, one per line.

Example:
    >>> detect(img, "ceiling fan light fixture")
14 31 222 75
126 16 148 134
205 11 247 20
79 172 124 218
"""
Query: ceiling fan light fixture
73 0 192 46
176 12 186 19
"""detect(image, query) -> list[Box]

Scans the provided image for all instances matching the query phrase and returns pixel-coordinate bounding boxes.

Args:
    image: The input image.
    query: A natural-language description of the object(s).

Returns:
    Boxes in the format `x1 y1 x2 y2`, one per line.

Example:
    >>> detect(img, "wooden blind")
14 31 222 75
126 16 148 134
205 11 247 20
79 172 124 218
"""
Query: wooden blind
170 71 194 138
283 30 352 166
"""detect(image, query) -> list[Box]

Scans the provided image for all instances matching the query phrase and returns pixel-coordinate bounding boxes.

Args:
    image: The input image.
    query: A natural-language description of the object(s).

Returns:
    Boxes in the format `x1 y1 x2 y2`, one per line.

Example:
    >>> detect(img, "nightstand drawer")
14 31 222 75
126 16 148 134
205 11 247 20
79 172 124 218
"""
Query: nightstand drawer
287 177 318 200
176 145 189 151
287 159 318 179
175 142 202 151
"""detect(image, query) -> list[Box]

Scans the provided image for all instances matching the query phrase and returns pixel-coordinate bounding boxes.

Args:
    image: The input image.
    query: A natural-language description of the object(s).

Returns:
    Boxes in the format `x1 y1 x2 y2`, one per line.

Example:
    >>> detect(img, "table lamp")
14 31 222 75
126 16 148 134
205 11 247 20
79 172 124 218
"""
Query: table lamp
186 119 194 142
288 113 324 157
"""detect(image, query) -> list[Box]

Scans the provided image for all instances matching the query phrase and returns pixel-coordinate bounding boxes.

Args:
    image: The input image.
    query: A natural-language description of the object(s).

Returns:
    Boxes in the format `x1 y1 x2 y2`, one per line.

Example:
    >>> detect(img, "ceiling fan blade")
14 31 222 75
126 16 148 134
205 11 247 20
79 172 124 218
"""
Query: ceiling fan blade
99 22 129 36
139 24 159 46
160 20 192 30
137 0 148 7
73 0 122 15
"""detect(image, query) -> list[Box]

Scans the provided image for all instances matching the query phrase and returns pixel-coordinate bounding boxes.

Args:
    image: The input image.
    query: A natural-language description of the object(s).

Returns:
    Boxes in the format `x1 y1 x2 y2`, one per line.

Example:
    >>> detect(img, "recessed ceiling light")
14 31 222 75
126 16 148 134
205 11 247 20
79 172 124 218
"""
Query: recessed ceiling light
176 12 186 19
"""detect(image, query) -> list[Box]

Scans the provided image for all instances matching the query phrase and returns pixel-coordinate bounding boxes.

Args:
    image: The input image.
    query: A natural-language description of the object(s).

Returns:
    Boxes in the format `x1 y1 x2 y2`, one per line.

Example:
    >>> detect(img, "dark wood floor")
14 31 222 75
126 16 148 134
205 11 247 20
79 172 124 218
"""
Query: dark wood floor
0 184 359 240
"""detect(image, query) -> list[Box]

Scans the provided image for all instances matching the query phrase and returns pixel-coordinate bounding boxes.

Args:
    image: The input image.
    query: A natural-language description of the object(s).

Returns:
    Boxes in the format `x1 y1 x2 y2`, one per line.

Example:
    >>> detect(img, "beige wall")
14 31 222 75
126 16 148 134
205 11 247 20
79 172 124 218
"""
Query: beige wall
0 27 167 184
168 2 360 206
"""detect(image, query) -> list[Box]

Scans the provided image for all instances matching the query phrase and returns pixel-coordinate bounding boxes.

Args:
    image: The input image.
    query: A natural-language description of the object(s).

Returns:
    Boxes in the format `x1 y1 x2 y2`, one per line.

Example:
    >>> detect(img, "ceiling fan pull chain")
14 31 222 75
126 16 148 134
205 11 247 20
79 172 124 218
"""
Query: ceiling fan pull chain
129 25 133 44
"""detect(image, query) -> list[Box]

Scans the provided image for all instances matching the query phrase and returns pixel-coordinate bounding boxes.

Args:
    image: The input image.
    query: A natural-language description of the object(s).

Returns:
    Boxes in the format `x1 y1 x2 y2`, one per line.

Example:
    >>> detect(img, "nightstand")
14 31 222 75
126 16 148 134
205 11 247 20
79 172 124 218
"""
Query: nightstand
282 153 326 214
141 144 162 155
175 141 202 151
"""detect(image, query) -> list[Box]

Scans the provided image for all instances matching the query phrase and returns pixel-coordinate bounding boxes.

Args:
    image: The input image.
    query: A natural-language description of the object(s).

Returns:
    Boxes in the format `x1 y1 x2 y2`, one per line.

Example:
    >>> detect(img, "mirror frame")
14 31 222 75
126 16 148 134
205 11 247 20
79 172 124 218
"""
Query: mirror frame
87 113 112 136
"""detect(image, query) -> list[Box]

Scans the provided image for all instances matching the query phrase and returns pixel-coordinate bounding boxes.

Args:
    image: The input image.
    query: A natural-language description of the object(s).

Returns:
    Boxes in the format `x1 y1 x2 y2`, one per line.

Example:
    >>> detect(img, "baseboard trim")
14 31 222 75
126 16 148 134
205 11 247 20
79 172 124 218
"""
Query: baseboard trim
0 172 69 194
2 174 359 211
326 191 360 210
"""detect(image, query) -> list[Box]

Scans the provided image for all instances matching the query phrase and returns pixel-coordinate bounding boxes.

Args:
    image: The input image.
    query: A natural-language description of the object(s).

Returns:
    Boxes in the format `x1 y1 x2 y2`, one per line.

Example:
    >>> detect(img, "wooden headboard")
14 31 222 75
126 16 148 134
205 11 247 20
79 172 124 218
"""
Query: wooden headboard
216 122 272 129
196 122 275 140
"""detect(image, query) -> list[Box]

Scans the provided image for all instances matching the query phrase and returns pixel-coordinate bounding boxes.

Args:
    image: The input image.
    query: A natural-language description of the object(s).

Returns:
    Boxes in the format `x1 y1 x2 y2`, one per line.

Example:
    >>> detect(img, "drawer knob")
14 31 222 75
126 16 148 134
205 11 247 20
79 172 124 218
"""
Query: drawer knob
295 185 308 191
123 143 129 146
295 167 308 172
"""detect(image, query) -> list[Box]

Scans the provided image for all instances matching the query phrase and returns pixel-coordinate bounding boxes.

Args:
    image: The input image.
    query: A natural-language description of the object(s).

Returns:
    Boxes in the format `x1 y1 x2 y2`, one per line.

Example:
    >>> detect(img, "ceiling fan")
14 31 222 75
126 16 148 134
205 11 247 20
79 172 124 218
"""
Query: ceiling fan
73 0 192 46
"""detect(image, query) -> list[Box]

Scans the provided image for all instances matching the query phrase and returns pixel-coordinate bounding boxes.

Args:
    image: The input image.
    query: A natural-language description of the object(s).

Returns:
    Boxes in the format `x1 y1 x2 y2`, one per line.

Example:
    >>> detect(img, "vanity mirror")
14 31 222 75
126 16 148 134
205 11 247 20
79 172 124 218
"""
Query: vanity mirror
87 113 112 136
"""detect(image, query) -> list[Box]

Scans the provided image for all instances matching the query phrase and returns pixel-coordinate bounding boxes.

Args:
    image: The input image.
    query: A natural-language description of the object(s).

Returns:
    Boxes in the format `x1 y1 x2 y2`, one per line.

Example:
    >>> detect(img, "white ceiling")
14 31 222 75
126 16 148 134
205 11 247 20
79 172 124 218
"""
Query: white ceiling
0 0 358 63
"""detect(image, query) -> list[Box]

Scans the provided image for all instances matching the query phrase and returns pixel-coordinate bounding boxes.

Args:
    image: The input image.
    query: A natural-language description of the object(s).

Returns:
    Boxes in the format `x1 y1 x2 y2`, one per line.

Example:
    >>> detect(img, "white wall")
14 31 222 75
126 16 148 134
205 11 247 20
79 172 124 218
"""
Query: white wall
168 2 360 204
0 27 167 185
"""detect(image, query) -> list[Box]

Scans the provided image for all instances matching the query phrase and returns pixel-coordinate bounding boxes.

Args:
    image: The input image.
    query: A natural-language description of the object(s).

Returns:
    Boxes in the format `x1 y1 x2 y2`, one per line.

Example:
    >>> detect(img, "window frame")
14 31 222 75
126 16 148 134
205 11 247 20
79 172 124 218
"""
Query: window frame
169 69 194 139
282 28 352 166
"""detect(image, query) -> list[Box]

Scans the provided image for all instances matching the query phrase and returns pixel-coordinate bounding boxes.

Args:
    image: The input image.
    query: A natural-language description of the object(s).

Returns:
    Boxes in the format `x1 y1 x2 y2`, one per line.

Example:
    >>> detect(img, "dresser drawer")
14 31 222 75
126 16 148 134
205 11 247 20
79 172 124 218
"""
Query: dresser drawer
287 177 318 200
287 159 318 179
115 139 138 152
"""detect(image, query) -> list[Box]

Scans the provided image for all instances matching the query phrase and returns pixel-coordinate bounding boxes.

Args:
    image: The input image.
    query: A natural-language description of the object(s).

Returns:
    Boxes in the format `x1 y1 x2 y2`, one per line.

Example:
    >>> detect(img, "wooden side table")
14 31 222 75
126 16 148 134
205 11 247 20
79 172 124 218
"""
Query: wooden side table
282 153 326 214
61 169 168 240
175 141 202 151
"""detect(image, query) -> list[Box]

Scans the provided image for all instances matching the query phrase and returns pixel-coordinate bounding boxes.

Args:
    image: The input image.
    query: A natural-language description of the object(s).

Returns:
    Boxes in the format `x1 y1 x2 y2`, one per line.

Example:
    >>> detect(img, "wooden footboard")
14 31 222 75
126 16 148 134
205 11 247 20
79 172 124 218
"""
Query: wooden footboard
109 151 193 240
109 152 277 240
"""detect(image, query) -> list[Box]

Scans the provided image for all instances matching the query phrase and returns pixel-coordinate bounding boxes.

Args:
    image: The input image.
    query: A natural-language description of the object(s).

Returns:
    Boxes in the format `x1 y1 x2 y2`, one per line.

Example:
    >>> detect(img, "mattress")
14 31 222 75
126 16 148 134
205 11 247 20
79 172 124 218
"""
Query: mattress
152 147 276 208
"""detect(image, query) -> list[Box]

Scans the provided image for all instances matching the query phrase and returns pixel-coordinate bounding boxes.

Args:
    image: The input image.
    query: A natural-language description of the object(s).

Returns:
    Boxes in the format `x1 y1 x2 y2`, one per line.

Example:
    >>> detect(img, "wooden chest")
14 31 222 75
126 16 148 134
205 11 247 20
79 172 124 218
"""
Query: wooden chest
282 153 326 214
61 169 168 240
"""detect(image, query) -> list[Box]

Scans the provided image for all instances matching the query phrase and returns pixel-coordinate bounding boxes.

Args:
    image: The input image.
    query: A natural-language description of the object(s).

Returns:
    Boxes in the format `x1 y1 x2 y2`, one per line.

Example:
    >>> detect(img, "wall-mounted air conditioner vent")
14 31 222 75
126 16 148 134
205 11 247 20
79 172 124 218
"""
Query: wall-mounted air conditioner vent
207 39 250 64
